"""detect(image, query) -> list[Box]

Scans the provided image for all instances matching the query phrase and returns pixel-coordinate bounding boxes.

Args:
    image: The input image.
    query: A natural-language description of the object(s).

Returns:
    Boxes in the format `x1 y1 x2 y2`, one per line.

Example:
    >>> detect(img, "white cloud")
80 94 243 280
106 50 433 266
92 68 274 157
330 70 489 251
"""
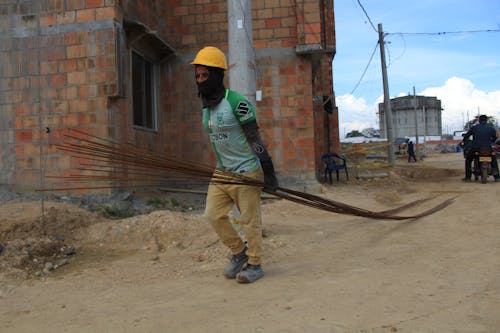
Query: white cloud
336 76 500 136
421 77 500 132
335 94 380 137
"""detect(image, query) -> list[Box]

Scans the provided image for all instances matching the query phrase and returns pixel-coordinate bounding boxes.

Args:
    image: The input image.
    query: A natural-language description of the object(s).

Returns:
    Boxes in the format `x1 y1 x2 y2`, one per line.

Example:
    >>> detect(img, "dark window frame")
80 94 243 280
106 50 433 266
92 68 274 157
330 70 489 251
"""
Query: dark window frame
131 50 157 130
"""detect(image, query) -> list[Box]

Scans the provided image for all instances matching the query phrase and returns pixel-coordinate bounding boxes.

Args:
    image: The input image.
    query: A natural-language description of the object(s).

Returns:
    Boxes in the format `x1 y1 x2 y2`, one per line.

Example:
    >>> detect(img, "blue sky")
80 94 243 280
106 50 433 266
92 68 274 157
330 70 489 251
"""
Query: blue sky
333 0 500 136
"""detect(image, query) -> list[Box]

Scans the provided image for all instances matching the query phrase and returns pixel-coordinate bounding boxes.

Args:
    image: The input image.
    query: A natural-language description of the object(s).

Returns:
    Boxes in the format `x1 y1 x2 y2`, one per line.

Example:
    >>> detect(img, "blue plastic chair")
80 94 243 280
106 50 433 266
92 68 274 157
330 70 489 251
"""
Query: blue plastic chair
321 153 349 184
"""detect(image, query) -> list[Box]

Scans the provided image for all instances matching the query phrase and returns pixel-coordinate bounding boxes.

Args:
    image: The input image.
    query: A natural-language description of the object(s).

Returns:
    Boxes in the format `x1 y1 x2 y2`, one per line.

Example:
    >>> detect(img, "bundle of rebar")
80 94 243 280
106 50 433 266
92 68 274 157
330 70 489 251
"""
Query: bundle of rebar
43 129 454 221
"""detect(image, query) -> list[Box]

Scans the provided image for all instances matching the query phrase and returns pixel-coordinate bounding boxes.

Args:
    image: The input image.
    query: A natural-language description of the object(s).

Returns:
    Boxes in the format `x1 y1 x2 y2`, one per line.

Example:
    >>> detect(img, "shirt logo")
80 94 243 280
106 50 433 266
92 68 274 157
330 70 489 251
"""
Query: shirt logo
209 132 229 142
236 101 252 121
253 143 265 154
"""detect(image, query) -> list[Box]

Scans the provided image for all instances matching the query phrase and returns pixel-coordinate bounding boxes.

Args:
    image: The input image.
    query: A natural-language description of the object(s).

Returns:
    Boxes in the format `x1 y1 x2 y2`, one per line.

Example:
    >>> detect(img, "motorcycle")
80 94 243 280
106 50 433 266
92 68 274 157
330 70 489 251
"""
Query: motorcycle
460 139 499 183
473 146 496 184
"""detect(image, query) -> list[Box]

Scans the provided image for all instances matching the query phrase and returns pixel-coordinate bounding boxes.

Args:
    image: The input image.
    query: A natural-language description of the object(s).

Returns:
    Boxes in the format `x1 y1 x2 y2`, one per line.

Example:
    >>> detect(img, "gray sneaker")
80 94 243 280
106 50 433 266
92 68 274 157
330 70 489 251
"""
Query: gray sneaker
236 264 264 283
224 248 248 279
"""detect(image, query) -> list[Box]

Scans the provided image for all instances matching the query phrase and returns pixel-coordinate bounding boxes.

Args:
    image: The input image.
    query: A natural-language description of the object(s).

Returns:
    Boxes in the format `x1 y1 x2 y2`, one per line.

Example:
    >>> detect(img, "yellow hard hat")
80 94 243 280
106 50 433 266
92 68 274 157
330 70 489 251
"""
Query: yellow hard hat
191 46 228 70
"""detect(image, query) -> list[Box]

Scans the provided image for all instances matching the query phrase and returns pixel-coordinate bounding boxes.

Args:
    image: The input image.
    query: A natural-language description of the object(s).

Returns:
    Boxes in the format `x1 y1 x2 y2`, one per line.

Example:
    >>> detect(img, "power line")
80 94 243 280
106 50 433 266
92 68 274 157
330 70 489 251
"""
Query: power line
387 29 500 36
355 0 377 33
350 41 379 95
346 25 500 93
345 1 500 98
353 0 500 37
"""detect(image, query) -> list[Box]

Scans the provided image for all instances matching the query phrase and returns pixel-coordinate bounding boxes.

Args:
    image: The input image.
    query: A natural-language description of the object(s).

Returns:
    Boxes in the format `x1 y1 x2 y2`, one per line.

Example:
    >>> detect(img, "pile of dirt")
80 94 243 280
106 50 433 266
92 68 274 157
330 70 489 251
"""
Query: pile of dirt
0 198 223 281
0 237 76 279
0 203 100 242
394 164 462 180
0 201 103 279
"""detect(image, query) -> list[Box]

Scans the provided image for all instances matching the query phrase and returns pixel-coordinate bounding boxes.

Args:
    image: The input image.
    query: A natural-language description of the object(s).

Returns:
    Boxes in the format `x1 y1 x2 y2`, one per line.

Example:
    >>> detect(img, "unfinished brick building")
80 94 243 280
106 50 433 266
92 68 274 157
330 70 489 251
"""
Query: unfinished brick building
0 0 339 193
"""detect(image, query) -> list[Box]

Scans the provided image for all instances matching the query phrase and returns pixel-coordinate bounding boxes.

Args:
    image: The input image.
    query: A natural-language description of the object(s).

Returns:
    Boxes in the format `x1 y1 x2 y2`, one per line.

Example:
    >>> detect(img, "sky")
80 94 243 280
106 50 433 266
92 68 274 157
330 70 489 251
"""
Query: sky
332 0 500 137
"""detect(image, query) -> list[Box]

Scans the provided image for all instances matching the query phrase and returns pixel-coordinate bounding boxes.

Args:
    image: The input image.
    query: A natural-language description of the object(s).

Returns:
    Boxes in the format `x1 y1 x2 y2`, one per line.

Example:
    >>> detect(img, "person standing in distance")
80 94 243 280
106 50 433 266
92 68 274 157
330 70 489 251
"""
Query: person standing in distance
407 141 417 163
191 46 279 283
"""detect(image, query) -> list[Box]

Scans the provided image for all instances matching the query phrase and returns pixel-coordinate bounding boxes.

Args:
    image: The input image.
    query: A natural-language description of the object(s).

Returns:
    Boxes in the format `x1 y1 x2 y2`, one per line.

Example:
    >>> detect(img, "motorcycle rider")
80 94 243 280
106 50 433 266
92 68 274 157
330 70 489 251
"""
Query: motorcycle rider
461 115 499 182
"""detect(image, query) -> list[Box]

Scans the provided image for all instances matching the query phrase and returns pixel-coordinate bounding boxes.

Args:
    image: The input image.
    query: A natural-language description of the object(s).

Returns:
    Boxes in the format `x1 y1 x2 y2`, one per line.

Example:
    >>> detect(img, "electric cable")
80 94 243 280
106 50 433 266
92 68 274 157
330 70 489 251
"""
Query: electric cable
356 0 377 33
387 29 500 37
349 41 379 95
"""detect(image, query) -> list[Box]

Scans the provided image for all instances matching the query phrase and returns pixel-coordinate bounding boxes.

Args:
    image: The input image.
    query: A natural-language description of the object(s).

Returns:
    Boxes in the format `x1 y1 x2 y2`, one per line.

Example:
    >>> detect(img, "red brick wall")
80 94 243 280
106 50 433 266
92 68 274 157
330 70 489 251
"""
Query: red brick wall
0 1 118 191
1 0 337 192
157 0 338 186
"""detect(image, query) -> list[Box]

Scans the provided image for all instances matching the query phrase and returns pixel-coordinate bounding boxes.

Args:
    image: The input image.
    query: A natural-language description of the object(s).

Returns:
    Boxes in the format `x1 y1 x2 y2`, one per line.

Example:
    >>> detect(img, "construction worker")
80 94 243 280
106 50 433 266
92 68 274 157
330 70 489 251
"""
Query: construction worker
191 46 278 283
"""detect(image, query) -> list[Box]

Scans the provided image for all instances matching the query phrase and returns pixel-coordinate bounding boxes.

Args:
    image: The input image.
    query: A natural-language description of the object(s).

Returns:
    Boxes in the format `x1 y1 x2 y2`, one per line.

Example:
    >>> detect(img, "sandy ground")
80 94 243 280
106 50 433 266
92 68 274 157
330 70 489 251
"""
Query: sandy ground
0 153 499 333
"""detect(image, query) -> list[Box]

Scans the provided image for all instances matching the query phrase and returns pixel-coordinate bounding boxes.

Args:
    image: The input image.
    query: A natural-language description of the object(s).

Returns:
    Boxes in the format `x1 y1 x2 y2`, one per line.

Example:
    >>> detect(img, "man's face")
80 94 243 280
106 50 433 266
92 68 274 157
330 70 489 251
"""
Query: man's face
195 66 209 84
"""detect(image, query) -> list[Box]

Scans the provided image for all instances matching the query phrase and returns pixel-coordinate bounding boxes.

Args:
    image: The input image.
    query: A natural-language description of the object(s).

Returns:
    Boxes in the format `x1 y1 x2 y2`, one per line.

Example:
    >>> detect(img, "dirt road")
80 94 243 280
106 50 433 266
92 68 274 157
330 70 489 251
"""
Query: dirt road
1 153 499 332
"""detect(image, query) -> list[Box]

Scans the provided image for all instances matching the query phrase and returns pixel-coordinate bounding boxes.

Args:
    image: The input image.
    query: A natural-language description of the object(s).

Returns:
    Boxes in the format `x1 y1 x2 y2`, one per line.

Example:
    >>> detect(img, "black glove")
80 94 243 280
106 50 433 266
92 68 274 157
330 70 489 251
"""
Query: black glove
260 159 279 192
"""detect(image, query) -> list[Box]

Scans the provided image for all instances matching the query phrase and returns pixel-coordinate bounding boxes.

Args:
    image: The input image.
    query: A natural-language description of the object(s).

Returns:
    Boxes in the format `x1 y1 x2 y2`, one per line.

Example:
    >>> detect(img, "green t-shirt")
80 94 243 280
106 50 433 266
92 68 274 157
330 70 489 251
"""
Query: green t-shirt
202 89 260 173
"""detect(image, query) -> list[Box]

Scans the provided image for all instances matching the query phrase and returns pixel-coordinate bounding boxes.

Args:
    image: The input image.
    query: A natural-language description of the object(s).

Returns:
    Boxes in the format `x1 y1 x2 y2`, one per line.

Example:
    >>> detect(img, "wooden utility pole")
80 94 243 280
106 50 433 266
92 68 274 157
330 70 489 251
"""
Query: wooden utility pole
227 0 256 105
378 23 395 165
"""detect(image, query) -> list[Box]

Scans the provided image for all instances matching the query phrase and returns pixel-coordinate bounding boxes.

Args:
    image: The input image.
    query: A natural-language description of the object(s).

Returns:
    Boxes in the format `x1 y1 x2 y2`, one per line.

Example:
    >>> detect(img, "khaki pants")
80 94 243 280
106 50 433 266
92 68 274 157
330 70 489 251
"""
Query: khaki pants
204 169 264 265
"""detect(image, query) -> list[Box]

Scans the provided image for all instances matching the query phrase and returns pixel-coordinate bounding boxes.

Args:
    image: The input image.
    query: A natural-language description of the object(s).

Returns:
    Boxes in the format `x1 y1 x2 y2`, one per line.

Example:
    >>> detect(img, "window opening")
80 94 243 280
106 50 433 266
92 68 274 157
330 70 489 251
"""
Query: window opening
132 51 156 129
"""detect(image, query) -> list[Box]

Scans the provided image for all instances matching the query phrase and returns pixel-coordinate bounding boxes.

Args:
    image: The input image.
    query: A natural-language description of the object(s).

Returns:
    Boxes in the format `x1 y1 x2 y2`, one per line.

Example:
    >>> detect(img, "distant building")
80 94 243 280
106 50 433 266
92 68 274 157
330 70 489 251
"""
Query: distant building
378 95 442 140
